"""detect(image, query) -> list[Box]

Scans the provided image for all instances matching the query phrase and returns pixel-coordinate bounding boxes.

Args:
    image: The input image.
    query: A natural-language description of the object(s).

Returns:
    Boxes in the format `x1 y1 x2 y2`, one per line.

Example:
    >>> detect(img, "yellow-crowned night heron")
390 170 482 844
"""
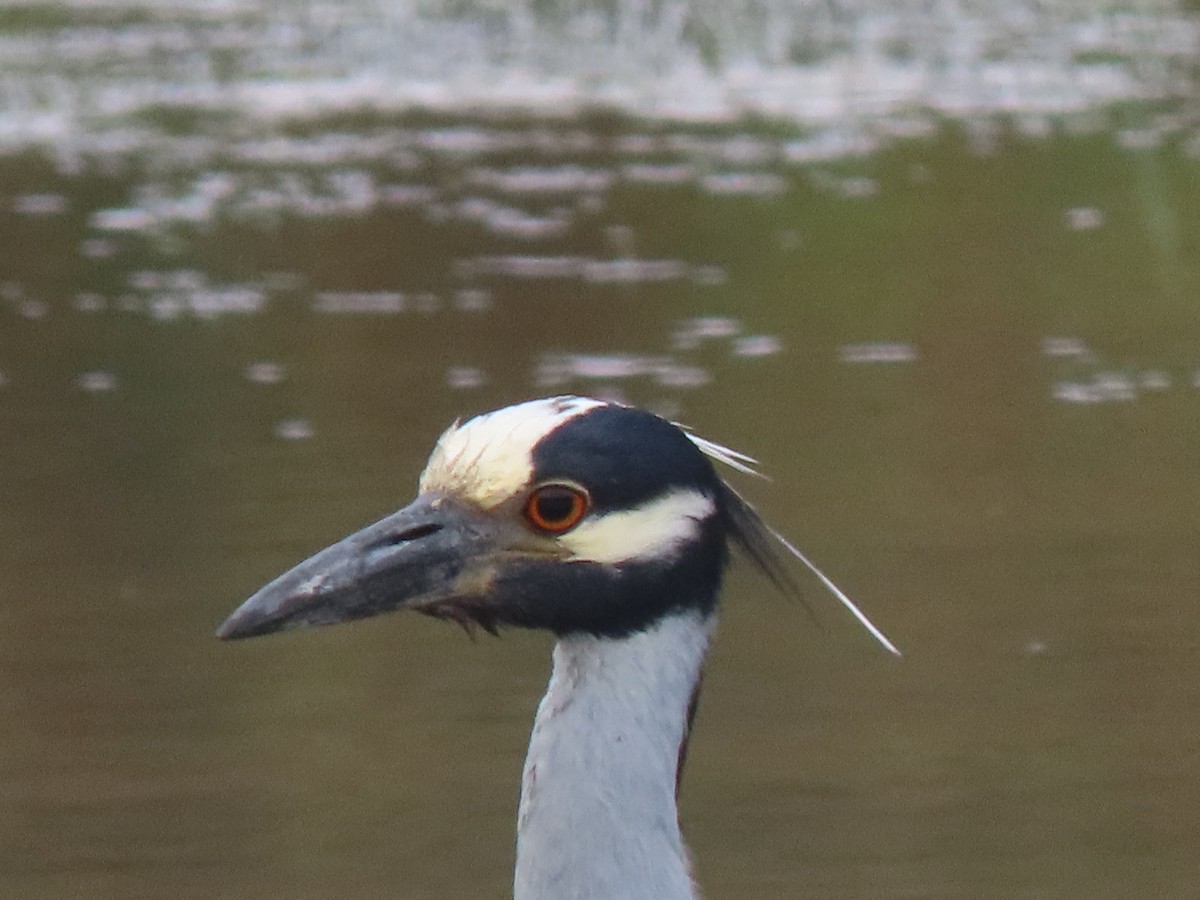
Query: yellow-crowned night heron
218 395 898 900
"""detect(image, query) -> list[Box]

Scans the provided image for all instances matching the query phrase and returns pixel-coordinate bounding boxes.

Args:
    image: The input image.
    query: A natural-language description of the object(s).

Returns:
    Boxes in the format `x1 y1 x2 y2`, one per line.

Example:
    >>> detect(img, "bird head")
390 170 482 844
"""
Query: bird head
216 396 776 642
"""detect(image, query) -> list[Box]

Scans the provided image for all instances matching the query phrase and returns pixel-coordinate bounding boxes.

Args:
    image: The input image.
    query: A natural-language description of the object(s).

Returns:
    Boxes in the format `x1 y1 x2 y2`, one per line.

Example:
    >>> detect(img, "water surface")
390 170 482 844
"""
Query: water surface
2 3 1200 898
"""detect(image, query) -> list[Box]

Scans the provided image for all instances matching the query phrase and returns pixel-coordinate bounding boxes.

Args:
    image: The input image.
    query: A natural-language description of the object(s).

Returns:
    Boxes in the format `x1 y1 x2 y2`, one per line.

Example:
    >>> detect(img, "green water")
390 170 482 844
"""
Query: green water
2 115 1200 898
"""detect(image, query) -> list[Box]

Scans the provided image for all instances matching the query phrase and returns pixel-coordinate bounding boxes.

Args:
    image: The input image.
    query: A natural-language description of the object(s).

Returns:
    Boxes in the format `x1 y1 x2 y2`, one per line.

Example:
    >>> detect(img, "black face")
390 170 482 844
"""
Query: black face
531 405 725 514
501 404 731 637
217 401 740 643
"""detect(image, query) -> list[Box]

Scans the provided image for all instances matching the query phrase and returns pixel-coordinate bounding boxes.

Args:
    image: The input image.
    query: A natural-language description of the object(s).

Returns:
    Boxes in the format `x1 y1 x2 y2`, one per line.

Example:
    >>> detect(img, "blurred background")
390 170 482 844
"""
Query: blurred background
2 1 1199 897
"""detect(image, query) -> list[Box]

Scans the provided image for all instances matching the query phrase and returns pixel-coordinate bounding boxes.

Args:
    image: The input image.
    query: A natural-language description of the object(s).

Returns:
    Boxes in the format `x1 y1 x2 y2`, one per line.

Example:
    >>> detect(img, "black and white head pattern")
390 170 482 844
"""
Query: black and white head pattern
418 396 783 639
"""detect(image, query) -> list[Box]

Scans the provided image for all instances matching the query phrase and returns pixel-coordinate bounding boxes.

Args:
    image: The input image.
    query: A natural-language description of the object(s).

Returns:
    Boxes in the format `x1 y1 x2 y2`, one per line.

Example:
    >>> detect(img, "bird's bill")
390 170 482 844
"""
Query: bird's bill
215 493 542 640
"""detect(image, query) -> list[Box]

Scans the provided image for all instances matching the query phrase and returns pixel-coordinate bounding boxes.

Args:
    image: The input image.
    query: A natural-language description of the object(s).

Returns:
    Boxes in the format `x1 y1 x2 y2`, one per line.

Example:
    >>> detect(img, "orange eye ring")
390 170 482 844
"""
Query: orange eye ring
524 483 590 534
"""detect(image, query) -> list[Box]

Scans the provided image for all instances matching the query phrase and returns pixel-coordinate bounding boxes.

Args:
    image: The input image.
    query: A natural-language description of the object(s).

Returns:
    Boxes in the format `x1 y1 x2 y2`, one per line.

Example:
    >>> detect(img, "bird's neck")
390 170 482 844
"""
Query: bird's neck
514 608 715 900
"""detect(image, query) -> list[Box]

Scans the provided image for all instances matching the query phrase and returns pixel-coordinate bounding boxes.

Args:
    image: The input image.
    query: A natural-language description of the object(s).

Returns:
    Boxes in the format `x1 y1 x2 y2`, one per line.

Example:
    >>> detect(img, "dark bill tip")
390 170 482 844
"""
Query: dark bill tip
214 557 356 641
214 494 505 643
214 616 244 641
215 615 263 641
215 604 288 641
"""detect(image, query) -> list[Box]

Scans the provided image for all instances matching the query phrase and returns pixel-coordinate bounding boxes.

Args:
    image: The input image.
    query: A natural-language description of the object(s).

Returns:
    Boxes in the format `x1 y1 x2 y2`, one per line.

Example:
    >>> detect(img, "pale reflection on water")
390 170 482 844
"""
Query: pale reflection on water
3 3 1200 898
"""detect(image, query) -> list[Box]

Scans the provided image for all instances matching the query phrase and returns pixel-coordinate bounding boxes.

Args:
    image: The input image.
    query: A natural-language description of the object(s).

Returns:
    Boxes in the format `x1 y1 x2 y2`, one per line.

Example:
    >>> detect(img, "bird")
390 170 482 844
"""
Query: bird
217 395 898 900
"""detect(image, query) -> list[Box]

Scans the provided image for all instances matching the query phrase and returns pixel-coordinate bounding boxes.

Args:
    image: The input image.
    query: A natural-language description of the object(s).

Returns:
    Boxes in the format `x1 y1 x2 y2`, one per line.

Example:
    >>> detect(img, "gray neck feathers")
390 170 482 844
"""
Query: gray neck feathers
514 610 715 900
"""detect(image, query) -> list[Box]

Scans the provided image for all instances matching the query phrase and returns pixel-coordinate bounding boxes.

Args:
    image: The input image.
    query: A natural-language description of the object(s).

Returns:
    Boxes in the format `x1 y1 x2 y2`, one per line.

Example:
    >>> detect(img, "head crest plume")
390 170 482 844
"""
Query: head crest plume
682 428 902 657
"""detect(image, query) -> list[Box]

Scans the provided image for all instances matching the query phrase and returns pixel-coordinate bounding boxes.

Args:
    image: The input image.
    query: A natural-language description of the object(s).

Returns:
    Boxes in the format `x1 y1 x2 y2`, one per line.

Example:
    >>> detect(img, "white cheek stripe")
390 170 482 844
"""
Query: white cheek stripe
559 489 716 564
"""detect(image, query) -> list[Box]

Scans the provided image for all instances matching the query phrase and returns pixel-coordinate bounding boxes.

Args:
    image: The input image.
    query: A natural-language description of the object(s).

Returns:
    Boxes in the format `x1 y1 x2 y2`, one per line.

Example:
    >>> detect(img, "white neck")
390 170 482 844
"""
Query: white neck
514 609 715 900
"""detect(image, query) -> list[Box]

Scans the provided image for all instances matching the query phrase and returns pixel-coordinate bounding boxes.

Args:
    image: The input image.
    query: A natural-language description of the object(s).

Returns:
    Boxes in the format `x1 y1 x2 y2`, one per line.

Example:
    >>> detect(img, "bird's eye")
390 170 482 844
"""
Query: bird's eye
524 483 590 533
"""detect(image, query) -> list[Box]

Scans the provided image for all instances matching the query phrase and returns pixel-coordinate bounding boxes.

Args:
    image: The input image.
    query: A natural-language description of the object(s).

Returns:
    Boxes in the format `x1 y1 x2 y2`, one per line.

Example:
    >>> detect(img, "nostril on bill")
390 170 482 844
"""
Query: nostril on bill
368 523 444 553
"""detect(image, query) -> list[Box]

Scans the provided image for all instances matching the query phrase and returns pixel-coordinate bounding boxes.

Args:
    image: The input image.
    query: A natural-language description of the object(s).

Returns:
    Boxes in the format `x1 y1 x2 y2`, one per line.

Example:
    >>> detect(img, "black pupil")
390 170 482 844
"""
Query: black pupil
536 489 577 523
